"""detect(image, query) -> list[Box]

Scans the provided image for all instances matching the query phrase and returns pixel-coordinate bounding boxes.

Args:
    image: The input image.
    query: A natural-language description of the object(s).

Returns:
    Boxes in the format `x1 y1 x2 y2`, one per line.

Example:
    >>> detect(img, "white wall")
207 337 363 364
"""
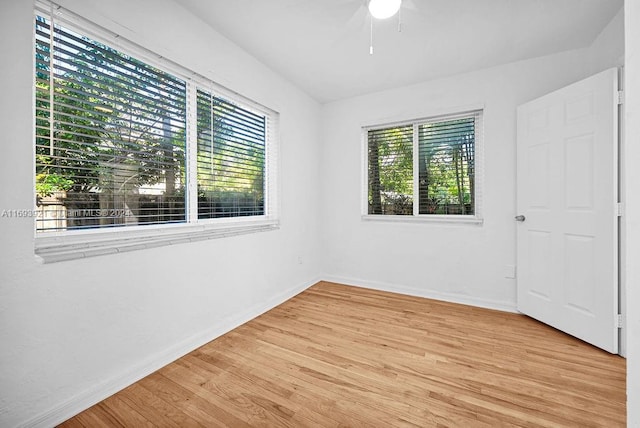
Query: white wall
0 0 630 426
0 0 322 426
319 16 624 311
624 0 639 425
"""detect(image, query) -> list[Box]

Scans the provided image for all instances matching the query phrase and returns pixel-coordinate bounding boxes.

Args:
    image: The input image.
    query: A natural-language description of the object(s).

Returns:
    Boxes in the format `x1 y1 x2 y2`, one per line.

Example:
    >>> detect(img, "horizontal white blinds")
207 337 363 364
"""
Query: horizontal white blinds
367 125 413 215
418 115 476 215
35 14 187 232
196 90 266 218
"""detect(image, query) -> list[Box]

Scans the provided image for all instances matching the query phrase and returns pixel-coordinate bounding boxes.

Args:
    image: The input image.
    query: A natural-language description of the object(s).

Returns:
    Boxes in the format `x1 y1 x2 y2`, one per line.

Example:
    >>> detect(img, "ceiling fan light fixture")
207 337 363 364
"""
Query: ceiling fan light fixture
368 0 402 20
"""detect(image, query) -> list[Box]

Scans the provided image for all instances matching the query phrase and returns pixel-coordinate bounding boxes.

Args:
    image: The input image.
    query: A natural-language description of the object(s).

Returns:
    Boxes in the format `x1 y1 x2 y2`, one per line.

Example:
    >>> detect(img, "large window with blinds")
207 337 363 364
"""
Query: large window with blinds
33 6 277 238
365 111 482 218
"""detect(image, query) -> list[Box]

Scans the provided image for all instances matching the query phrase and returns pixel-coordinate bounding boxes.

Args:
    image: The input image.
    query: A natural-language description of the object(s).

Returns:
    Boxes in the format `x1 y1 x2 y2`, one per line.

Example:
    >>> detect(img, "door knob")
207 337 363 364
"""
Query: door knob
515 215 526 222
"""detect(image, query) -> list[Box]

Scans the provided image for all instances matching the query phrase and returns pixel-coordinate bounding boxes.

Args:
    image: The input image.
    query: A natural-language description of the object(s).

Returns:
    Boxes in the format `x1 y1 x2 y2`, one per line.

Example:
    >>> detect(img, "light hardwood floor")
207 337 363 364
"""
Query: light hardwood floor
60 281 626 427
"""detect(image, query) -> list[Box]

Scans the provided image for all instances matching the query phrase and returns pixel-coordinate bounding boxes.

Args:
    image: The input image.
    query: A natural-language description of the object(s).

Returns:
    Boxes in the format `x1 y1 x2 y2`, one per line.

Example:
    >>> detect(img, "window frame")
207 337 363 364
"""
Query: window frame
33 1 280 263
361 109 484 224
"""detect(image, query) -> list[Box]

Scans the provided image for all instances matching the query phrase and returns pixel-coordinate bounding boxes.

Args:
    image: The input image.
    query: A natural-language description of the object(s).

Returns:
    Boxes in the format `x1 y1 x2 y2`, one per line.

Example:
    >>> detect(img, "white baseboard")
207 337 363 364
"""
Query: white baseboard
322 275 518 313
22 276 320 428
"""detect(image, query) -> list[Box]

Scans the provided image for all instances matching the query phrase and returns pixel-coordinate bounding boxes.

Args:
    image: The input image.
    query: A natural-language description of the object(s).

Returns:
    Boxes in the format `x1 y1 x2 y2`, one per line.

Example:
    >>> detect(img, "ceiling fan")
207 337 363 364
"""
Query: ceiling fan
342 0 422 54
368 0 403 19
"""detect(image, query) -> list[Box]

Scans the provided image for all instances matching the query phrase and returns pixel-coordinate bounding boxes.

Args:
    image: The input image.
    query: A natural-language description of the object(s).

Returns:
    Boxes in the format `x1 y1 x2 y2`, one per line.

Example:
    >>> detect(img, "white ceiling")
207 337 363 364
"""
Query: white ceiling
178 0 622 103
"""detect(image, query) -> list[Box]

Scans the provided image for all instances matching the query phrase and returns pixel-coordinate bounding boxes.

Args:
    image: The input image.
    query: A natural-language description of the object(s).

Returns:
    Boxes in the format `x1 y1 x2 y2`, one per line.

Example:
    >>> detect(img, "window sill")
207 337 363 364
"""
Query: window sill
34 220 279 263
361 214 483 225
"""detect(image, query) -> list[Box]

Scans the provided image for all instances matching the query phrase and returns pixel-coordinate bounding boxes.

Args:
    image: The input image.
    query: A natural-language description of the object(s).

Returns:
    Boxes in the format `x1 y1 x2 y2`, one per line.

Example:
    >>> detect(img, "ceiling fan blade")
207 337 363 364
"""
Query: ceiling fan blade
345 2 369 29
331 2 369 46
285 0 364 26
401 0 428 18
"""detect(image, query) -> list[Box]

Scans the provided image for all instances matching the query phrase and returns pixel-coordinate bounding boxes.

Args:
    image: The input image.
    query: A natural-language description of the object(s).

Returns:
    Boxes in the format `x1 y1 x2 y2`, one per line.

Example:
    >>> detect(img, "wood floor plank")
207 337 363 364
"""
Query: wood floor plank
204 338 394 427
162 358 300 427
117 382 206 427
58 281 626 427
189 349 343 428
95 396 154 428
136 373 230 428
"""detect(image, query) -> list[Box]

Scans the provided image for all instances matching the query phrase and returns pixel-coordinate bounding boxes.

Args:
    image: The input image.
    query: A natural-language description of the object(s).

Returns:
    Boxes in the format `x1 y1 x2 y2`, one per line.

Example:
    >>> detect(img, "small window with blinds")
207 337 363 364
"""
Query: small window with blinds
365 110 482 219
33 6 278 241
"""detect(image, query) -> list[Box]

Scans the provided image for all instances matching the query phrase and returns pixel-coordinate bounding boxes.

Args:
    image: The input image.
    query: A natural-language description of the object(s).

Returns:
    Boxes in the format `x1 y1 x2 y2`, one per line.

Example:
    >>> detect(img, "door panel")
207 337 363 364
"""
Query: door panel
516 68 618 353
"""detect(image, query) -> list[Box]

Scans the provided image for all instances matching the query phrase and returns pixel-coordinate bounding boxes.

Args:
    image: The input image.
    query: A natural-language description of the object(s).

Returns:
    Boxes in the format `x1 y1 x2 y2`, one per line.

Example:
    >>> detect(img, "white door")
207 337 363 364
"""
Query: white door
516 68 619 353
